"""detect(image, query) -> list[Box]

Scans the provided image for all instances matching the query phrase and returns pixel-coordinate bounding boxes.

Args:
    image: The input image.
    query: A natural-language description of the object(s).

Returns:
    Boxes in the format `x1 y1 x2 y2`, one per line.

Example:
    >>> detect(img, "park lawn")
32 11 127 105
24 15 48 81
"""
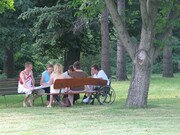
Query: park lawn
0 74 180 135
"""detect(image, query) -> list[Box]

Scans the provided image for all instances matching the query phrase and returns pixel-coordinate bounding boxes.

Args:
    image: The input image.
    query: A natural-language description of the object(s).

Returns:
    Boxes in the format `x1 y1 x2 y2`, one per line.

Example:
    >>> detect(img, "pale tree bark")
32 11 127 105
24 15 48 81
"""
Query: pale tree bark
116 0 128 81
105 0 159 108
101 7 110 78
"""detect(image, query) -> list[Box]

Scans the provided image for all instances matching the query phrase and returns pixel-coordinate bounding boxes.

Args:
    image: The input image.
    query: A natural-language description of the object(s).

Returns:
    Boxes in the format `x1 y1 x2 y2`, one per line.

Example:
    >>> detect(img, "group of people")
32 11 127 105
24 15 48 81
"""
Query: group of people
17 61 109 107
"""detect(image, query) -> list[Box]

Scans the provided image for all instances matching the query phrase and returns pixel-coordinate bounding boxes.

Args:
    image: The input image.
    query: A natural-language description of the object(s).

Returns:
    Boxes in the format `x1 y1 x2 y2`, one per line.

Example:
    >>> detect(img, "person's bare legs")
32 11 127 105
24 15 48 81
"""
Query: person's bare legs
47 94 53 107
68 94 74 107
23 95 29 107
29 90 44 107
29 95 42 107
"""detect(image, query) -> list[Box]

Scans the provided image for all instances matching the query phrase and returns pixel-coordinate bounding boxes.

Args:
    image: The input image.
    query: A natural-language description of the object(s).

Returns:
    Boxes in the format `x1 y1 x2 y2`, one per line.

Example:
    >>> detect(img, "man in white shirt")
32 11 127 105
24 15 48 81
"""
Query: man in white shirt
83 64 109 103
63 65 74 78
92 65 109 85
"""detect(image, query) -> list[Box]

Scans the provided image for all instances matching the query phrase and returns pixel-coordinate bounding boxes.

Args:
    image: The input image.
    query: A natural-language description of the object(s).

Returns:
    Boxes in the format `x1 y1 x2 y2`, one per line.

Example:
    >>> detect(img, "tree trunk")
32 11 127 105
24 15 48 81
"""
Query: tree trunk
64 39 81 71
116 0 128 81
116 40 128 80
3 46 14 78
163 41 173 77
126 50 152 108
104 0 159 108
101 7 110 78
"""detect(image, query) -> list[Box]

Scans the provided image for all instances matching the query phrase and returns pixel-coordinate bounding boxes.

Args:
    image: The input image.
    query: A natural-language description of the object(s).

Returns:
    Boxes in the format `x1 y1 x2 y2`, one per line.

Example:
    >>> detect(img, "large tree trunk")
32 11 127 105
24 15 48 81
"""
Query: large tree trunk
64 38 81 71
163 42 173 77
64 48 80 71
105 0 158 108
3 46 14 78
116 0 128 81
126 50 152 107
126 0 158 108
101 7 110 78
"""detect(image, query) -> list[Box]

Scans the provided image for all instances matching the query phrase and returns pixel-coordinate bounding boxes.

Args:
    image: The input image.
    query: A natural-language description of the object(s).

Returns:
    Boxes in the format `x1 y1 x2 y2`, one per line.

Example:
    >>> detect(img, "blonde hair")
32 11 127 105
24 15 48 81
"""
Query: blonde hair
54 64 63 75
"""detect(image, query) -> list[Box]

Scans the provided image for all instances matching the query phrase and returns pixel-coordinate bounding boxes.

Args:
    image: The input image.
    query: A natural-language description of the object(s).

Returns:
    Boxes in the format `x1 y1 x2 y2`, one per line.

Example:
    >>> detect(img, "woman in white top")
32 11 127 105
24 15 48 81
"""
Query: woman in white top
47 63 66 107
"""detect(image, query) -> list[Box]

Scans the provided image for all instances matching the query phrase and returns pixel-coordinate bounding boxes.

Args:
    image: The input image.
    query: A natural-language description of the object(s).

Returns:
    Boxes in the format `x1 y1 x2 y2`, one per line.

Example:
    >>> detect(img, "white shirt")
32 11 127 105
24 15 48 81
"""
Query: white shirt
93 70 109 85
62 71 71 78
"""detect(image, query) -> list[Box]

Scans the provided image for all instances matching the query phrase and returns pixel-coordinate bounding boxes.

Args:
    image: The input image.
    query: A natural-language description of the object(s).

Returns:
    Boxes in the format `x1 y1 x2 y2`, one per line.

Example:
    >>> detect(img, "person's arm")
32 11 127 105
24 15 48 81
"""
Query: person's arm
49 74 54 85
40 74 49 86
40 75 44 85
31 71 35 87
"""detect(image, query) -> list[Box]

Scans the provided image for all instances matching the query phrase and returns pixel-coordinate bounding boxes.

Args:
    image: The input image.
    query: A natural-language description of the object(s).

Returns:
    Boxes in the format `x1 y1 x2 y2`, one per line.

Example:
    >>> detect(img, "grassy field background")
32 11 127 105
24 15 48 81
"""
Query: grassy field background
0 74 180 135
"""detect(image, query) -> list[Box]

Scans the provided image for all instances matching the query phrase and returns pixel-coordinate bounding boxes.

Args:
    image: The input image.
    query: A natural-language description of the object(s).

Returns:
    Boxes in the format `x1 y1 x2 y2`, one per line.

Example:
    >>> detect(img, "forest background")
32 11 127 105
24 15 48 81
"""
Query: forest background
0 0 179 79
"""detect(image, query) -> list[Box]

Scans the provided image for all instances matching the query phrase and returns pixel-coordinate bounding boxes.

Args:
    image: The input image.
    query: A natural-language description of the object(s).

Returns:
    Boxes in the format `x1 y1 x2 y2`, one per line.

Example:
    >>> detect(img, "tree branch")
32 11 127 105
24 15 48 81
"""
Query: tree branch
104 0 135 60
139 0 159 29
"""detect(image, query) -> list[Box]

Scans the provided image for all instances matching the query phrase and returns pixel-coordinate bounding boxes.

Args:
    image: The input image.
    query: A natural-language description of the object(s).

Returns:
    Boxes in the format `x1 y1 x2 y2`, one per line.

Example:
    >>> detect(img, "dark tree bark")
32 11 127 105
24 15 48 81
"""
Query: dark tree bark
116 0 128 81
100 7 111 78
3 45 15 78
163 38 173 77
64 38 81 71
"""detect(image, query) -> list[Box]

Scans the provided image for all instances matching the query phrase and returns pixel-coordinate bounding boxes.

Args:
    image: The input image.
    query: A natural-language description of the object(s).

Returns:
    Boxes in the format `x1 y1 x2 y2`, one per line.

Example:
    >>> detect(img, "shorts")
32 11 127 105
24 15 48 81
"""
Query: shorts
18 84 44 96
18 85 32 96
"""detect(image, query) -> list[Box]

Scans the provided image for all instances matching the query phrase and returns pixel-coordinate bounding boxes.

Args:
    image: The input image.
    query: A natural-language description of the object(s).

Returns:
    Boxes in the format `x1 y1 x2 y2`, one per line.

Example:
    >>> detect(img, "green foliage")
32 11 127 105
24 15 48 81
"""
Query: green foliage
156 0 179 34
71 0 105 20
18 1 102 69
0 0 14 13
0 0 37 76
0 73 7 79
155 0 180 48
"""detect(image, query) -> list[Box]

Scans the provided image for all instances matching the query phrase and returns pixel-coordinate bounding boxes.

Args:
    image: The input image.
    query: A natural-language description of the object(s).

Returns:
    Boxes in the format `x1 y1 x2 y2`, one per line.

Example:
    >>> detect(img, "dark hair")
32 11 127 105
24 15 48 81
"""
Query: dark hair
73 61 80 69
68 65 74 71
46 64 53 68
91 64 99 71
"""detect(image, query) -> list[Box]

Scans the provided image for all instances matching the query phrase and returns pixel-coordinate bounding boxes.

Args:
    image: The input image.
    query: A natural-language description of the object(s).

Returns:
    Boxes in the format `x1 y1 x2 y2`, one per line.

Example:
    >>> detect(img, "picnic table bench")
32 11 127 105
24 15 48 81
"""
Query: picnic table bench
0 78 44 106
52 78 116 105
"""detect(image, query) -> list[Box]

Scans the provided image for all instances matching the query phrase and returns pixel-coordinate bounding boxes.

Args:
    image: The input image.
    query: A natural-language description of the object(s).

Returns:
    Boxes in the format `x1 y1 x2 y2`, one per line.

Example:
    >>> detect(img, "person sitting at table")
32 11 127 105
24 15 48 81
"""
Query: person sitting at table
47 63 67 108
63 65 74 78
69 61 88 105
40 64 54 105
18 62 44 107
83 64 109 104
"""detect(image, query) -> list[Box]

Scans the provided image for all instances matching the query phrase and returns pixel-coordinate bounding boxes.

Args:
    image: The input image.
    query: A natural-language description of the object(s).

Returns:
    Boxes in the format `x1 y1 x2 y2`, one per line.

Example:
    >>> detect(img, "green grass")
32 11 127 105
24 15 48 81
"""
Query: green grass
0 74 180 135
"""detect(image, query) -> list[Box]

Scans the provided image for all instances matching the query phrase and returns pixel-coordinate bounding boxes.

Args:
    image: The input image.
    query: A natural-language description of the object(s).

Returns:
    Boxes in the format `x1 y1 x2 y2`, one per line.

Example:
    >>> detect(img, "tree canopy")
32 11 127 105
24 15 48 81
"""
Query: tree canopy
0 0 14 13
